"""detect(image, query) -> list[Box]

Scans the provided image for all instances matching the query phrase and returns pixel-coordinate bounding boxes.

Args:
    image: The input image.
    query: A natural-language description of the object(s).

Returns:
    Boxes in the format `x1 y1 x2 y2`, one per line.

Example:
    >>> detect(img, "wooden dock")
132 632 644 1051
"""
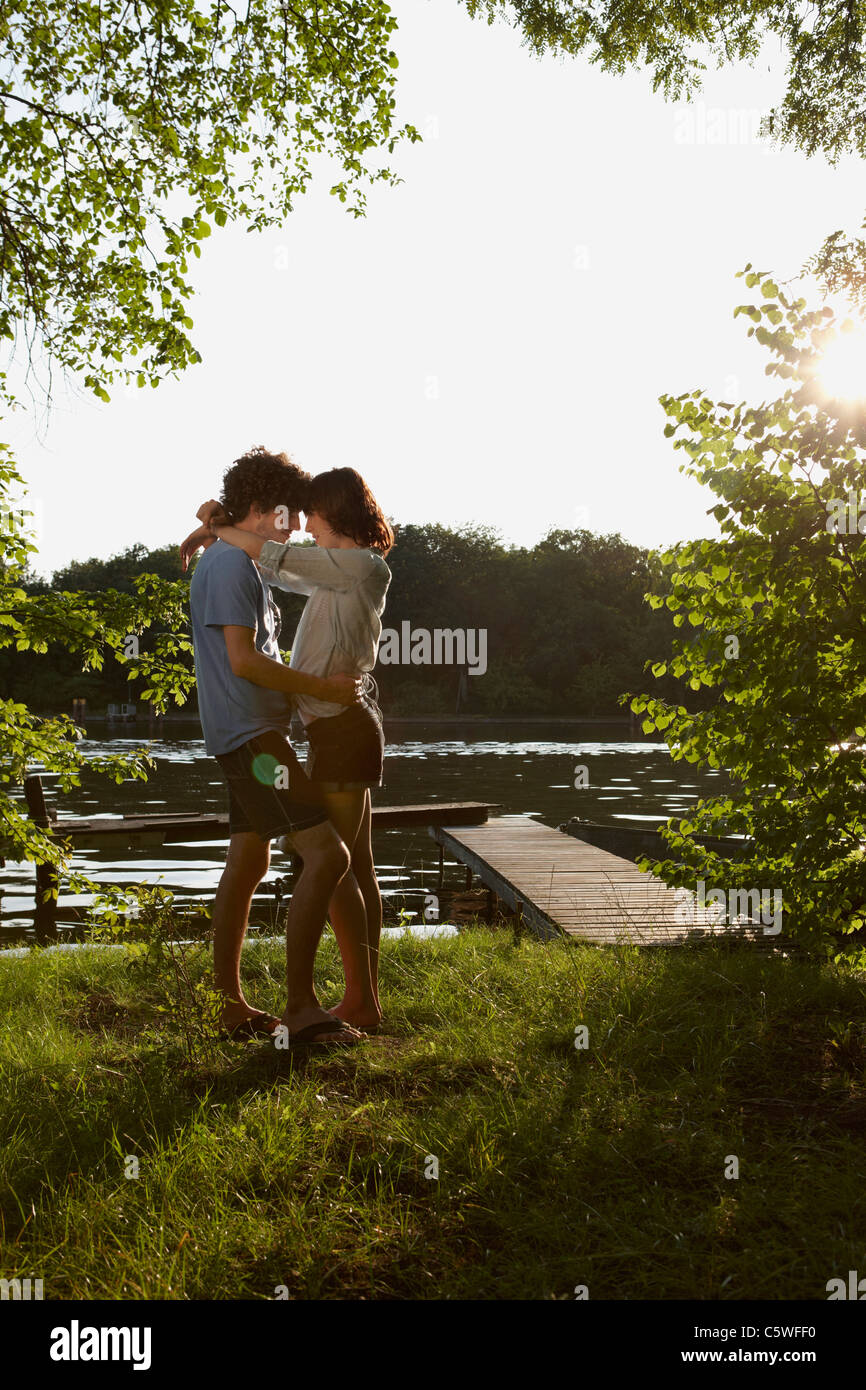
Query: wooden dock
37 800 500 849
14 779 501 936
430 815 763 945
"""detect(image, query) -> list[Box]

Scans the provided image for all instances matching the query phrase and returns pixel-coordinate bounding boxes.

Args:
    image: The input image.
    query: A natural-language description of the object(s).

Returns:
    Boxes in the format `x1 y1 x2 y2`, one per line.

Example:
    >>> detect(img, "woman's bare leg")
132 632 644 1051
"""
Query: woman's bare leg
321 788 381 1031
350 791 382 1014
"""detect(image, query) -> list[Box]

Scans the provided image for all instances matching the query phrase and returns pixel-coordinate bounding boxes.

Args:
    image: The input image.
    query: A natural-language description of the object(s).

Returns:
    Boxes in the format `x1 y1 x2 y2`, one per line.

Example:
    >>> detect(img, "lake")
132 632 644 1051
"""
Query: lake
1 719 730 942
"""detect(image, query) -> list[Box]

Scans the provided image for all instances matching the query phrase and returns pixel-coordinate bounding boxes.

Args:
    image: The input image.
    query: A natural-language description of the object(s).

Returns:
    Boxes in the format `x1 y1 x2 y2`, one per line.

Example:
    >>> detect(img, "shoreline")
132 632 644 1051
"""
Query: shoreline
50 713 637 727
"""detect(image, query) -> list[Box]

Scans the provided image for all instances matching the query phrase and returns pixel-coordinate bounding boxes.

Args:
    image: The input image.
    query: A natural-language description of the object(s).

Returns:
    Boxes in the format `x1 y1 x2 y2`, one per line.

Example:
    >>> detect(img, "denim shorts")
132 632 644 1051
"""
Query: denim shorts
215 729 328 839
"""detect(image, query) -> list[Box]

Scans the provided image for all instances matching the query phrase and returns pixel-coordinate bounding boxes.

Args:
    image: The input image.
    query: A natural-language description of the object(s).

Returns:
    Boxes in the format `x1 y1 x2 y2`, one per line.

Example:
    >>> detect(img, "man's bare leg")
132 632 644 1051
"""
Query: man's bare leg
320 789 381 1032
279 818 362 1042
212 831 272 1028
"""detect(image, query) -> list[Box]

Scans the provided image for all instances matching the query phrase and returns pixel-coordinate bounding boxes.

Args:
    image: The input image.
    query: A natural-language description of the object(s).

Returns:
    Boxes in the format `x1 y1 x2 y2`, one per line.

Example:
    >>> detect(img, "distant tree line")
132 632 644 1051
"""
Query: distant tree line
0 525 688 718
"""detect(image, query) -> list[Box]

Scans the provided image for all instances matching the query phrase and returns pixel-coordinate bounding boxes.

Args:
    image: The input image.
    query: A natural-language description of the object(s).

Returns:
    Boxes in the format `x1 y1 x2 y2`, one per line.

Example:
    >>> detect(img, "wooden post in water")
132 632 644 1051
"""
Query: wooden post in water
24 774 59 942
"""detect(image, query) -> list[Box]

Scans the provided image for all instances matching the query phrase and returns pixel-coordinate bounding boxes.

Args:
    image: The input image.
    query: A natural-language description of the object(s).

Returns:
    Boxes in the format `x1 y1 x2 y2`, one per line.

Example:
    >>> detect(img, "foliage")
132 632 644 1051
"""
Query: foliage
1 0 414 398
2 523 680 720
0 0 415 910
378 523 677 715
5 0 866 920
468 2 866 301
465 2 866 160
90 885 224 1067
807 223 866 310
1 542 196 710
0 471 195 896
628 266 866 964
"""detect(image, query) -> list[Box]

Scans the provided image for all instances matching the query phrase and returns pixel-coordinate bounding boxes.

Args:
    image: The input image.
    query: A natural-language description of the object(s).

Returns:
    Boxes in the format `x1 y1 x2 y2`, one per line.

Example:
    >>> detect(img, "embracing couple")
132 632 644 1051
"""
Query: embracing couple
180 445 392 1049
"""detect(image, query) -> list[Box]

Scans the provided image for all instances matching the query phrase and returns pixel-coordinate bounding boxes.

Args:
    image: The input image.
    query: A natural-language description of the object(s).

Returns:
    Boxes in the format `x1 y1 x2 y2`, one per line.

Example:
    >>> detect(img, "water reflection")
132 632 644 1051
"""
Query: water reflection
1 720 730 937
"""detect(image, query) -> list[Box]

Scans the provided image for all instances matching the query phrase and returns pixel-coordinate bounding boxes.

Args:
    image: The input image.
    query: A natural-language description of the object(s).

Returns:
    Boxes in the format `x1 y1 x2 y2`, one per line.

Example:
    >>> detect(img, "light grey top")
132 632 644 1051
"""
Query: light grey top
257 539 391 724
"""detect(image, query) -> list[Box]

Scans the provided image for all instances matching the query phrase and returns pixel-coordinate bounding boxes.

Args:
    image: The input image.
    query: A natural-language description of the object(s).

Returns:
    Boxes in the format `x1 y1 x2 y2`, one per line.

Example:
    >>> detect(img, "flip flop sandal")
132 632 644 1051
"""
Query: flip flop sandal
220 1011 281 1042
286 1017 364 1049
326 1009 383 1037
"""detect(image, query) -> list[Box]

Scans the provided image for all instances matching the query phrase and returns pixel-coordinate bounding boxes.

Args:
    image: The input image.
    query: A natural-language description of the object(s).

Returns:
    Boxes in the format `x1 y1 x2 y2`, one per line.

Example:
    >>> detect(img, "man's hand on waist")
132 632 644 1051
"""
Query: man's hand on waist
318 672 364 705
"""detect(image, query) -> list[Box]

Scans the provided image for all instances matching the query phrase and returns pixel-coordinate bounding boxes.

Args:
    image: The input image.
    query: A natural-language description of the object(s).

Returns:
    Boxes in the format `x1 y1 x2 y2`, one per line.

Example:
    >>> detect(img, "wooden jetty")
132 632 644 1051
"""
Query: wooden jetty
430 814 763 945
12 777 767 947
36 800 500 849
13 777 501 936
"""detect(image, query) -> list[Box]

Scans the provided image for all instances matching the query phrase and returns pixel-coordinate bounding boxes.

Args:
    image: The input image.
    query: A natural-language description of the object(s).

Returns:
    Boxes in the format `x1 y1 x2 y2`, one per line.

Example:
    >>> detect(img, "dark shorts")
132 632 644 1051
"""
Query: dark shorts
215 729 328 840
304 698 385 790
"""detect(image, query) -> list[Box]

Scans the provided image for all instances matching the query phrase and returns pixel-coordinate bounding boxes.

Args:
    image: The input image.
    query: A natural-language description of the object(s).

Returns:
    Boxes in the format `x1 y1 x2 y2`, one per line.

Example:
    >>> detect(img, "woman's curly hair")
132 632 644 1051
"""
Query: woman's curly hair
306 468 394 554
219 445 311 524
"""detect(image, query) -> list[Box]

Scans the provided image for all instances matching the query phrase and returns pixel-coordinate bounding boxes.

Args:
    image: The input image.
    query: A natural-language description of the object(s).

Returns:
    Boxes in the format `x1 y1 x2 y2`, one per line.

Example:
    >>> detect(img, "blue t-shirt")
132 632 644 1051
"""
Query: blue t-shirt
189 540 294 755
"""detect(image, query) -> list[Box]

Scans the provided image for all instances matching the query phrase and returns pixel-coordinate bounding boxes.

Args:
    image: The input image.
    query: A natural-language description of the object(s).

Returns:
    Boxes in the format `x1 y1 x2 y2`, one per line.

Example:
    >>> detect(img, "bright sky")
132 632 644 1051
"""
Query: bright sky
9 0 866 576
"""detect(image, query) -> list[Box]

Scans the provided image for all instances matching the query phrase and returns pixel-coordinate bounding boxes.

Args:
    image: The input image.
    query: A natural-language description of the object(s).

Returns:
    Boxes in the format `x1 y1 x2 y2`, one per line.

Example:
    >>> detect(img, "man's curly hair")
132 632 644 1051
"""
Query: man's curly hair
219 445 311 523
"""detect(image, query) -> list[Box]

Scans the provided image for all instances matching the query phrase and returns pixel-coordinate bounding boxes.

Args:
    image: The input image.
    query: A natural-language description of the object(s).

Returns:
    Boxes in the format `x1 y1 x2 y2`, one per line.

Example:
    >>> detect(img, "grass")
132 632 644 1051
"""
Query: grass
1 925 865 1299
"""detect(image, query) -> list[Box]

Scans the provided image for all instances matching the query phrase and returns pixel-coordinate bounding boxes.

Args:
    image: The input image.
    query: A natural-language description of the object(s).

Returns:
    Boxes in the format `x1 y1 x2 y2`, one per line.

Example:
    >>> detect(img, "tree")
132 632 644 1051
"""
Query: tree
465 2 866 158
50 545 190 592
373 522 678 715
629 266 866 964
5 0 866 917
0 452 193 887
0 545 198 711
0 0 415 915
466 2 866 299
1 0 414 398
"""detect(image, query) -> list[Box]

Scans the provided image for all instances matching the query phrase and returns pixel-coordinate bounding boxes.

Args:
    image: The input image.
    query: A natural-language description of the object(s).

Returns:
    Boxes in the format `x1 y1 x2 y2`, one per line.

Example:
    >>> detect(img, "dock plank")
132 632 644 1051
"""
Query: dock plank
430 815 767 945
43 801 500 848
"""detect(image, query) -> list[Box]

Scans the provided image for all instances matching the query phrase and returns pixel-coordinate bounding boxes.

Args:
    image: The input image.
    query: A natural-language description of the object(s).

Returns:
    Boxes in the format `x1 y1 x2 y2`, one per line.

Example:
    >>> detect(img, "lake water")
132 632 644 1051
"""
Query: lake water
1 720 729 942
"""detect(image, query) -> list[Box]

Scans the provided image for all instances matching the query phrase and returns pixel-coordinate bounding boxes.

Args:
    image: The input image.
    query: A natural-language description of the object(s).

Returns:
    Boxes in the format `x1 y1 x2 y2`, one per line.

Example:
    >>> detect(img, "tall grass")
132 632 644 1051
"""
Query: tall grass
1 928 864 1299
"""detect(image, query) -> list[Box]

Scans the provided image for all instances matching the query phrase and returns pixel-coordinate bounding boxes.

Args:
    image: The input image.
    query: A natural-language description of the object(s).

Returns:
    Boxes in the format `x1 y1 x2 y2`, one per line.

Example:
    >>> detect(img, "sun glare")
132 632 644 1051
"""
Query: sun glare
817 322 866 402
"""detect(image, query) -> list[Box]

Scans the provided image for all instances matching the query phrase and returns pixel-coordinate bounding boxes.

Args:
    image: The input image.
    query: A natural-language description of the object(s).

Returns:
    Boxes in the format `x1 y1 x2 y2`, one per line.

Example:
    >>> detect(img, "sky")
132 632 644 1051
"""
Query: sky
8 0 866 576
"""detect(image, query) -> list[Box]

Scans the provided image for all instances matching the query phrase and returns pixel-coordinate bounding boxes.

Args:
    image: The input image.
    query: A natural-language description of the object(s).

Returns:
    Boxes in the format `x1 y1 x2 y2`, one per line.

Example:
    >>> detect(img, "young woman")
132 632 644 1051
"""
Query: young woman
189 468 393 1033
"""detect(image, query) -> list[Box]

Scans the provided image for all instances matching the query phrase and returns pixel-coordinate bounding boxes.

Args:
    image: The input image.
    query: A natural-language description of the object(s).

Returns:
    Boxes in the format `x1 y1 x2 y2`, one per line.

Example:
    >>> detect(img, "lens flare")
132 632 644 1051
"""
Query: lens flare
252 752 279 787
817 322 866 401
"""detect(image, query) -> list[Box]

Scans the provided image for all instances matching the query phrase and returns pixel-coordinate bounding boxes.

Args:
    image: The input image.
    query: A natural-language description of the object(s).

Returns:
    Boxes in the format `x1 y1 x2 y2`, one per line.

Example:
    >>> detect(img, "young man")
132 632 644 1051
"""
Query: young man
186 446 364 1046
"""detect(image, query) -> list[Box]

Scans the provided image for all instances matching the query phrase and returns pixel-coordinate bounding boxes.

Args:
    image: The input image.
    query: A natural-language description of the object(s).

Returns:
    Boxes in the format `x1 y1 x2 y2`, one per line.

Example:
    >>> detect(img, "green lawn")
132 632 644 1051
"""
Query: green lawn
1 926 865 1299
